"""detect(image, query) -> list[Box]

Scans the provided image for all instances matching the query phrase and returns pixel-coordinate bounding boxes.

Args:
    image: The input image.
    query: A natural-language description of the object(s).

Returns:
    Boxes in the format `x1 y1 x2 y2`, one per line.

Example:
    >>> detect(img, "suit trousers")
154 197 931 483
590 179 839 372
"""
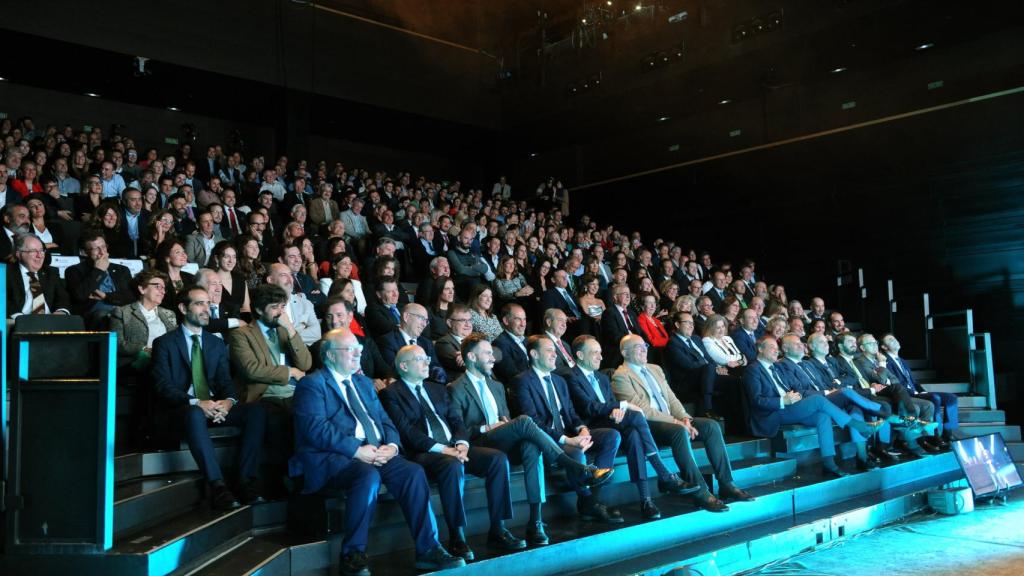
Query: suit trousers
592 409 659 483
412 446 512 530
914 391 958 433
477 415 564 504
177 402 266 484
326 455 439 555
647 416 733 494
778 394 853 457
561 427 620 496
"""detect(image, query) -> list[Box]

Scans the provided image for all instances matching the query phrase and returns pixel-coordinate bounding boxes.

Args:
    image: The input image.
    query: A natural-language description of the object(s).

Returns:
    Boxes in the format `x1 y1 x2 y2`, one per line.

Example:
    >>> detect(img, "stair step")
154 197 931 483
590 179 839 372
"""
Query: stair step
902 358 929 369
958 409 1005 424
188 536 290 576
1007 442 1024 462
957 395 987 409
706 457 797 492
114 506 252 576
116 447 238 483
921 382 971 394
115 473 204 537
910 369 937 382
957 424 1022 442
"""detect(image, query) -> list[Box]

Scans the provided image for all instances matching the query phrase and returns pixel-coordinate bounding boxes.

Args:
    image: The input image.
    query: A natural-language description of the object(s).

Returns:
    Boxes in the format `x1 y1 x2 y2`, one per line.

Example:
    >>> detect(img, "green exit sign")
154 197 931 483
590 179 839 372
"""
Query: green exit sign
164 137 179 145
928 80 944 90
842 101 857 110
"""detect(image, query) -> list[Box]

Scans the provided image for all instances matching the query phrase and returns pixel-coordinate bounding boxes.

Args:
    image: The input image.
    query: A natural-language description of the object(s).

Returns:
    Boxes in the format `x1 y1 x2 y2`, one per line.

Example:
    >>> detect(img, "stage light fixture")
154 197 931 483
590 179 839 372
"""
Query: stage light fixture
85 92 100 98
635 3 643 11
915 42 934 51
718 99 731 105
167 106 180 112
831 67 847 74
657 116 671 122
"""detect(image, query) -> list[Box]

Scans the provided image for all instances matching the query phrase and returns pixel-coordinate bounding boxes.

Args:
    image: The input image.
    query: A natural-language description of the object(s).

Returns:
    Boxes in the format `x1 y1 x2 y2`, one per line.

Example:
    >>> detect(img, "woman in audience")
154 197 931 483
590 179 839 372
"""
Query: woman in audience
25 195 64 253
788 299 809 324
368 255 410 304
235 234 266 290
294 235 320 281
809 318 829 341
673 294 696 316
766 316 788 344
428 277 457 340
109 269 176 370
577 274 606 323
468 284 502 341
317 236 349 279
770 284 788 308
141 186 159 212
632 275 658 316
658 280 680 320
154 238 194 309
493 255 533 310
145 209 175 260
209 241 250 316
702 314 747 371
637 293 670 350
92 201 132 258
69 148 90 182
323 253 367 314
325 277 369 335
514 243 533 277
75 175 104 222
720 295 743 331
11 161 43 199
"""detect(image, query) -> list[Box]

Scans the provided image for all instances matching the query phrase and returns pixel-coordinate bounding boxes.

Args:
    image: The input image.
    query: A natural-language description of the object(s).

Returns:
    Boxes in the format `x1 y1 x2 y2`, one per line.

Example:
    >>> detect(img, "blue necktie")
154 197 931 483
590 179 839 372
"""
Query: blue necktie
477 377 497 425
544 375 565 436
388 305 401 324
561 289 581 318
641 368 669 412
587 372 605 403
769 364 789 391
342 378 380 446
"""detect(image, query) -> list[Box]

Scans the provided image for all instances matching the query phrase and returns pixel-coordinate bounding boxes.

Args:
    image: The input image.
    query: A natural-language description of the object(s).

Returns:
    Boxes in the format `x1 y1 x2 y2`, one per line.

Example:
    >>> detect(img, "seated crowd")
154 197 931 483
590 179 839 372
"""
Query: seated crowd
1 117 961 575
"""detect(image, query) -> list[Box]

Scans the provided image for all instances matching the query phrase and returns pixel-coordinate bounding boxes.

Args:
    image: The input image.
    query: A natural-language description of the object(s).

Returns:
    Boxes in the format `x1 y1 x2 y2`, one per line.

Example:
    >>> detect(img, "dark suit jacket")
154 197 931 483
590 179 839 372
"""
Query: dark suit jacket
565 365 619 424
434 333 465 380
64 260 135 316
6 264 71 317
663 333 711 395
745 361 790 438
448 373 512 441
410 238 438 279
776 357 820 395
707 288 727 310
293 271 326 313
600 305 640 368
376 330 448 384
432 230 452 256
380 379 467 454
151 327 238 407
492 331 529 385
803 356 853 391
541 287 580 319
364 302 399 339
119 208 150 258
729 328 759 363
0 229 14 263
510 370 585 441
290 370 402 494
882 352 922 394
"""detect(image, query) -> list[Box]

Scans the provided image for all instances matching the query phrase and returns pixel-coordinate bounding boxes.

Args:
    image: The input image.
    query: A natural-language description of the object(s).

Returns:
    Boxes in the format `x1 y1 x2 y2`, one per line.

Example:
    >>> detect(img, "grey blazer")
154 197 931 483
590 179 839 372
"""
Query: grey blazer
110 301 178 363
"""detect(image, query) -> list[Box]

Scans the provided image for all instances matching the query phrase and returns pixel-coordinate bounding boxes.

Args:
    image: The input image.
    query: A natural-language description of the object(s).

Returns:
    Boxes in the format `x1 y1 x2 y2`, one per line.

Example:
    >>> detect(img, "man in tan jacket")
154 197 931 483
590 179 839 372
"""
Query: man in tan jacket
611 335 754 512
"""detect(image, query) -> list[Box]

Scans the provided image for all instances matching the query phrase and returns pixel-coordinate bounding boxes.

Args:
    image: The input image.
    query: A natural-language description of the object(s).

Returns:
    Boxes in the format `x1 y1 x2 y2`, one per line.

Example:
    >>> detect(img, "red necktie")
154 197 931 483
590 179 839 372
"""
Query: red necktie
227 207 238 233
623 309 635 333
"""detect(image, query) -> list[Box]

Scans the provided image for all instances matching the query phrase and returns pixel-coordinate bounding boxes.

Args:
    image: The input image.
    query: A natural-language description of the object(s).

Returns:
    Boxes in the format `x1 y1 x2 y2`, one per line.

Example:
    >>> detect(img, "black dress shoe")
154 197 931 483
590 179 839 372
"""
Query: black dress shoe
487 528 527 551
581 465 615 488
579 501 625 524
871 446 901 462
822 465 850 478
917 437 943 454
525 521 549 546
856 456 880 471
658 473 701 495
702 410 725 422
448 539 475 561
693 492 730 512
414 546 466 571
339 551 371 576
719 483 756 502
209 483 241 510
641 499 662 520
237 479 266 505
930 437 951 451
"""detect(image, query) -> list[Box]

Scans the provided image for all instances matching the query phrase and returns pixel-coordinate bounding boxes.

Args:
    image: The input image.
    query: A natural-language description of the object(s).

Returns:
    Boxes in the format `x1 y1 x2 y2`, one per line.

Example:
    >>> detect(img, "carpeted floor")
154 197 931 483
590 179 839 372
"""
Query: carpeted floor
742 492 1024 576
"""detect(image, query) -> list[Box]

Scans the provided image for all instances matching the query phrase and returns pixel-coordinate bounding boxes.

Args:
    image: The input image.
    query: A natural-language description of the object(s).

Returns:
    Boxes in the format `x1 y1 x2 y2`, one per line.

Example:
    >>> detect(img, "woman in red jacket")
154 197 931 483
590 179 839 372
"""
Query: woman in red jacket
637 292 670 349
11 161 43 198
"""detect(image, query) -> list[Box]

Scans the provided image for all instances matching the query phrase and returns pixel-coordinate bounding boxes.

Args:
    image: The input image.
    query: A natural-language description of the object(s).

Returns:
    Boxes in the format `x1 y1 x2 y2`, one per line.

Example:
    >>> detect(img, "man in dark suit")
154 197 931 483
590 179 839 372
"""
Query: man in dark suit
64 231 135 326
414 256 449 308
279 244 326 314
492 303 530 385
566 335 698 520
364 276 402 339
542 308 577 376
315 297 395 389
730 309 760 364
290 328 465 574
882 333 956 449
600 283 640 369
119 187 150 259
411 223 440 279
151 286 267 509
541 268 583 323
1 203 29 263
511 335 623 524
6 233 70 318
663 312 718 412
745 336 878 477
706 271 729 311
376 303 448 384
434 303 472 380
380 345 527 560
448 334 612 546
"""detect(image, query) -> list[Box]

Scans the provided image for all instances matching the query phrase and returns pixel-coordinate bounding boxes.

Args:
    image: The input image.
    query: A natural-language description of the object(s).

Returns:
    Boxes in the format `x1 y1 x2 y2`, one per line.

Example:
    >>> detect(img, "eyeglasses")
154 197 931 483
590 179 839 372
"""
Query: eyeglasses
332 345 364 354
450 318 472 324
145 282 166 289
409 355 430 363
629 344 649 352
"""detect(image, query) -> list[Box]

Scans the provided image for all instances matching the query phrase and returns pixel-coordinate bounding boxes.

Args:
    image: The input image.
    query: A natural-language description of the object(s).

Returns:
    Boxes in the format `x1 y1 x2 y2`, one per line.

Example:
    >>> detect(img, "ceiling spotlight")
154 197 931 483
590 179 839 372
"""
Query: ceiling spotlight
660 51 670 62
530 153 538 158
831 67 847 74
718 99 731 105
657 116 671 122
167 106 180 111
0 77 7 81
915 42 934 51
590 74 601 86
581 18 587 24
85 92 101 98
635 3 643 11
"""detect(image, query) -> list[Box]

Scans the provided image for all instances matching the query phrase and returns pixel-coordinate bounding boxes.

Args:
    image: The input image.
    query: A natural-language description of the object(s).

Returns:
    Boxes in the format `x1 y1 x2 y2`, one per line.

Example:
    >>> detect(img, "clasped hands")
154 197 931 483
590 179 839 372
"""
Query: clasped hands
198 399 234 423
355 443 399 467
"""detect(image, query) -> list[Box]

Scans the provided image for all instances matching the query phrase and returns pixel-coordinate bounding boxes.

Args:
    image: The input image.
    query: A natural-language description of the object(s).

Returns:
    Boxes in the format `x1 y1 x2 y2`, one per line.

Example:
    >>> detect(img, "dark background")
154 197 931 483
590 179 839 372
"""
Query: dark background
3 0 1022 424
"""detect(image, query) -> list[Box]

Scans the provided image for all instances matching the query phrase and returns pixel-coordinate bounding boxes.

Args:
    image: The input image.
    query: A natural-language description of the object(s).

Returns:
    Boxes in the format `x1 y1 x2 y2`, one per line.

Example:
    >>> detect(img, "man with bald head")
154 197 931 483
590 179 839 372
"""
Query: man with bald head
612 334 752 511
377 302 448 384
266 262 320 345
291 329 465 574
380 345 526 560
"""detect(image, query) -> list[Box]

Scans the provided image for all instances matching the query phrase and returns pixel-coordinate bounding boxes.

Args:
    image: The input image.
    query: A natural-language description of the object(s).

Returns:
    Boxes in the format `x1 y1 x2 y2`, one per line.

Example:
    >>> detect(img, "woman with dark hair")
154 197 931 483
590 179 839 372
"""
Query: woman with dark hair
577 274 606 322
209 240 250 316
658 280 679 321
25 194 64 253
92 201 132 258
637 293 670 351
322 253 367 314
234 233 266 290
145 209 176 261
154 238 194 310
468 283 502 341
367 254 409 305
294 235 320 281
427 276 456 340
493 255 533 311
75 175 104 222
720 295 742 332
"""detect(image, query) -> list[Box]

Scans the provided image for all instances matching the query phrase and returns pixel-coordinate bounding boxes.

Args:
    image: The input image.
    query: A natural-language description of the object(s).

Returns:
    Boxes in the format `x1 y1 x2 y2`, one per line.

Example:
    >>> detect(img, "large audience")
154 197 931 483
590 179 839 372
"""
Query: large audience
0 116 962 575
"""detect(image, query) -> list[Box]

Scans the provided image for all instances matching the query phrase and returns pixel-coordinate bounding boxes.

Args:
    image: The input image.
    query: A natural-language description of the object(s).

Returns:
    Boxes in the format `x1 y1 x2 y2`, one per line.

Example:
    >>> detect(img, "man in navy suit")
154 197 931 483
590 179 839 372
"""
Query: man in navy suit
540 268 582 323
566 335 698 520
600 283 640 369
882 334 956 449
376 302 448 384
492 303 530 385
729 309 760 364
280 245 326 314
510 335 623 524
380 345 527 560
745 336 879 477
290 328 465 575
663 312 718 413
151 286 267 510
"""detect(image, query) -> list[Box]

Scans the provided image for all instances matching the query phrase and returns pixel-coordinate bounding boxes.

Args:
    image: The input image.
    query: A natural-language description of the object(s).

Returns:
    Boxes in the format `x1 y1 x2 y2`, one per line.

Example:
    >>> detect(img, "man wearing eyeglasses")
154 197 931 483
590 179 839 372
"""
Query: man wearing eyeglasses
6 233 70 319
64 230 134 327
377 302 448 384
612 334 755 512
434 303 474 380
291 328 466 575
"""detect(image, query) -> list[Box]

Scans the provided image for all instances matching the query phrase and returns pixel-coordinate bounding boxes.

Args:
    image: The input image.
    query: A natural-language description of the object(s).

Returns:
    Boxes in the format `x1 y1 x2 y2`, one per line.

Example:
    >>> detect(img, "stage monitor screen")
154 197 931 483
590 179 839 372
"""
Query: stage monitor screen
951 433 1022 498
